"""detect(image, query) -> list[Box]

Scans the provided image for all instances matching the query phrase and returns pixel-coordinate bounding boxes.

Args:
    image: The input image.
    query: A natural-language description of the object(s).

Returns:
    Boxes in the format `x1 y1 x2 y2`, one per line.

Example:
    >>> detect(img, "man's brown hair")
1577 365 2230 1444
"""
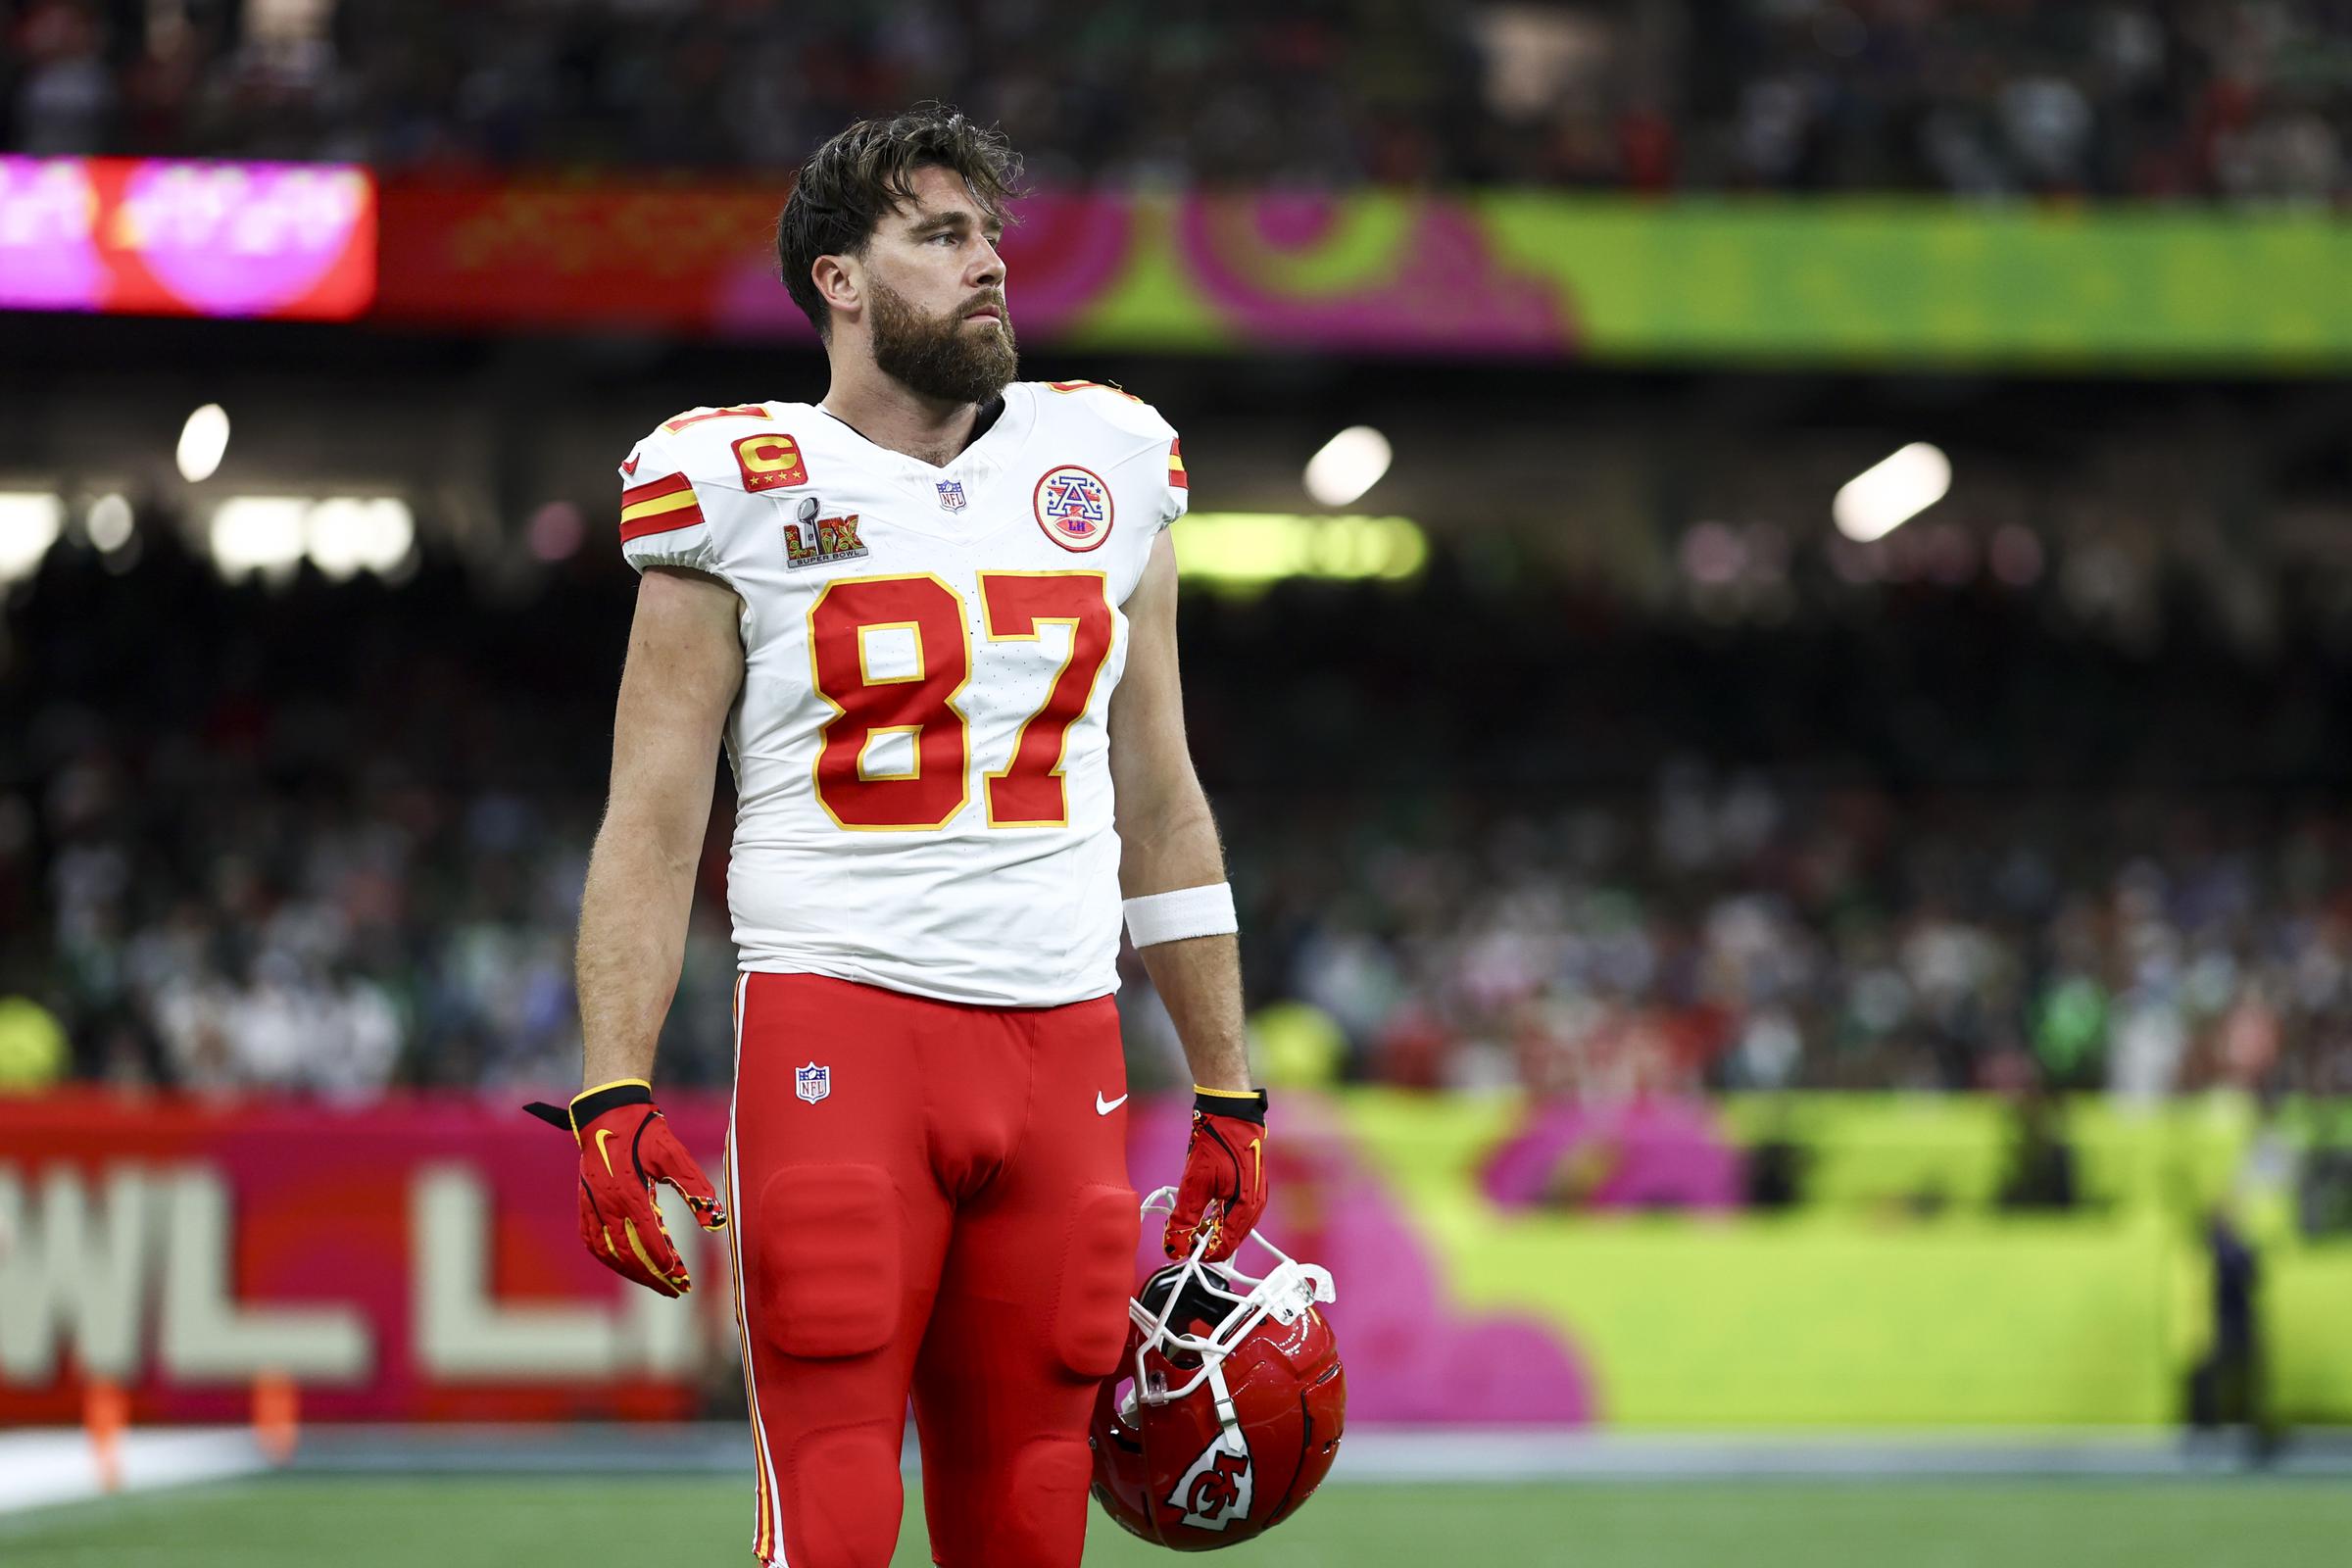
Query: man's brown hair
776 105 1023 341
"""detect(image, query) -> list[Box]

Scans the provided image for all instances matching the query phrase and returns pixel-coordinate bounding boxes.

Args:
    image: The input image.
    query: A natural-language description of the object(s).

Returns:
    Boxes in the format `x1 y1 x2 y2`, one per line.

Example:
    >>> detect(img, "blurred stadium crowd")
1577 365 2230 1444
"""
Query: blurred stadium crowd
6 514 2350 1102
5 0 2351 199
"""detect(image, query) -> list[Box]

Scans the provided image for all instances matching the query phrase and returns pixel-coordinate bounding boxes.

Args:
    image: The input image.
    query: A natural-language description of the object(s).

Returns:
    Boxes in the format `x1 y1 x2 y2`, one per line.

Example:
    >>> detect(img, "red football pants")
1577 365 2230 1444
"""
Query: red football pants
725 973 1139 1568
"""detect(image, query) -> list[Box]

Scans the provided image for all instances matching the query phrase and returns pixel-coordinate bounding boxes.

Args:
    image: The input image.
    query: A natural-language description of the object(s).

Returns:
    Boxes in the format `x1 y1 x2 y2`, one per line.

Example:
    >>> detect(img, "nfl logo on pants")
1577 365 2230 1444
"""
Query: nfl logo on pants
795 1061 831 1104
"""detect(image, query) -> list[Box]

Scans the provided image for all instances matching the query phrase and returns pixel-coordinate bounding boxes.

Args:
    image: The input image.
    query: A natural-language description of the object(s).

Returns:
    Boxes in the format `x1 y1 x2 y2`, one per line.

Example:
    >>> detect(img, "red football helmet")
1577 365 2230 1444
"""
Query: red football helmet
1089 1187 1347 1550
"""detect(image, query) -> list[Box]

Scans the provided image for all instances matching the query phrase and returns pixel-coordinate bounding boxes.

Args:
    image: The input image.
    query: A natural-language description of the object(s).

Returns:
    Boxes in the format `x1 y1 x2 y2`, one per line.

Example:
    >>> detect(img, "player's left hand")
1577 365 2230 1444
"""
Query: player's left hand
524 1079 727 1297
1163 1087 1268 1263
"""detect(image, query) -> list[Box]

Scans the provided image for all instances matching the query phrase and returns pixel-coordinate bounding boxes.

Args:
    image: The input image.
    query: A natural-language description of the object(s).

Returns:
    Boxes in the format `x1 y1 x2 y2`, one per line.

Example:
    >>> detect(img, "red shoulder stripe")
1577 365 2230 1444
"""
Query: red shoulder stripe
622 471 695 506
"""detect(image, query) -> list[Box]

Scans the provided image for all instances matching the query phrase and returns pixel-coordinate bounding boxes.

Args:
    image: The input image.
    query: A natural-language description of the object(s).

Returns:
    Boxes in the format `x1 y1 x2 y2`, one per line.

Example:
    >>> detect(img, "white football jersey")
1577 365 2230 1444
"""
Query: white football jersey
615 380 1190 1006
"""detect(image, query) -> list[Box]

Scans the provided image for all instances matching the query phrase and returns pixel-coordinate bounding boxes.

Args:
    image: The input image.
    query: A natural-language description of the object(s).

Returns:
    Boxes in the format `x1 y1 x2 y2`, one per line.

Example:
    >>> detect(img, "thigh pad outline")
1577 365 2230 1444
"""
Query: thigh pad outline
1052 1183 1141 1380
752 1164 900 1360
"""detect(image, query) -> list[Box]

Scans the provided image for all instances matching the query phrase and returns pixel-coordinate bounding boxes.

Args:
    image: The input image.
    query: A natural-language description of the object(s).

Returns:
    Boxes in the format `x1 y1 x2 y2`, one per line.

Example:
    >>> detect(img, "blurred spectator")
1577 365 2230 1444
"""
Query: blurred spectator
8 1 2352 201
1995 1088 2078 1211
9 508 2352 1101
1741 1112 1807 1209
2185 1209 2273 1458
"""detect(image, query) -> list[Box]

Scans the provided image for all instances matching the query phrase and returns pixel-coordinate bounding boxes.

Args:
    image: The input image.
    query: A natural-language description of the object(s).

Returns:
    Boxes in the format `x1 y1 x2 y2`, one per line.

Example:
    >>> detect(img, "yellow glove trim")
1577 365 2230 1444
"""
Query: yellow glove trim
574 1077 653 1102
566 1078 657 1140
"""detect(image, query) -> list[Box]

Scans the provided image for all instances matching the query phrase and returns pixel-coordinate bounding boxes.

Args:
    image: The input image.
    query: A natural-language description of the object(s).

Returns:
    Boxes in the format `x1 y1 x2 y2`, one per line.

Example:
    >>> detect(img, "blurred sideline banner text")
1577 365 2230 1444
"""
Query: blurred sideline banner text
3 1090 2347 1429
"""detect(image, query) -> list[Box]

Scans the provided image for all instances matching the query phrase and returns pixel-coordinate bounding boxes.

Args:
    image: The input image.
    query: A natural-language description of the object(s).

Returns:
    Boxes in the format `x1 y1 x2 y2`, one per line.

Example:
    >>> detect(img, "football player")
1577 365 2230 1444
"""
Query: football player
543 107 1270 1568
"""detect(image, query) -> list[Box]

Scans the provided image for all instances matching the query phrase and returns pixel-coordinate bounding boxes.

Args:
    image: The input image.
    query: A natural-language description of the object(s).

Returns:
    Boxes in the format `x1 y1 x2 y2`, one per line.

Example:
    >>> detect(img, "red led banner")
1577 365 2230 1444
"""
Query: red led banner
371 178 799 338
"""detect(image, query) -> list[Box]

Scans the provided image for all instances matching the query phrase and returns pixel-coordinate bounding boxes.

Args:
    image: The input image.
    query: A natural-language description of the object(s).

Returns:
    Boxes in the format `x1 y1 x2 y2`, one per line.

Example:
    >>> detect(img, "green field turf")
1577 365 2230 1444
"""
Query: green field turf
5 1475 2347 1568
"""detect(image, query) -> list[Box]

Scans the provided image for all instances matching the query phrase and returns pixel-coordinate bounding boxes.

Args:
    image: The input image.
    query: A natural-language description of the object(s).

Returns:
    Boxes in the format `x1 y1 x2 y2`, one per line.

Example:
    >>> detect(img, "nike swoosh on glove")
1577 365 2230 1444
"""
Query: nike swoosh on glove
524 1079 727 1297
1163 1086 1269 1263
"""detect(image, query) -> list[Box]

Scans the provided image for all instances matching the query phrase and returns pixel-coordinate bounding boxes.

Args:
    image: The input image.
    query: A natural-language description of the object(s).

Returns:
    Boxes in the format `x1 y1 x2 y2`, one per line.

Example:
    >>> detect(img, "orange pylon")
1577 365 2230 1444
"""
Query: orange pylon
82 1379 127 1493
253 1370 300 1465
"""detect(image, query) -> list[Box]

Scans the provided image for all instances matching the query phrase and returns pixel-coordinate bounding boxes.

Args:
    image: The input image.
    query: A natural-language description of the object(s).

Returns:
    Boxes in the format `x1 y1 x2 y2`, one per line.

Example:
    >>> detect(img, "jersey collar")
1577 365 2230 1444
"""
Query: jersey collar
815 388 1029 481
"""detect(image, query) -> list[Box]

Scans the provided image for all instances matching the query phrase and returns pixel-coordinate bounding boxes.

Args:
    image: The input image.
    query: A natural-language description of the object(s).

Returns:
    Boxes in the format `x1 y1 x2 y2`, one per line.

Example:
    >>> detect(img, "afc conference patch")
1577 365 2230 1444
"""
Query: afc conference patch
936 478 967 512
795 1061 831 1104
1033 464 1112 552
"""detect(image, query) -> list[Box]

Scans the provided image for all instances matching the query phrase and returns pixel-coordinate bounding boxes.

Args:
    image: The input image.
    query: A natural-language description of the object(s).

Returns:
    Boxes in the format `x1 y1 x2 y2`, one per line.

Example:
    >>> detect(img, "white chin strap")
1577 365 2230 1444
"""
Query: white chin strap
1207 1362 1243 1441
1129 1186 1337 1411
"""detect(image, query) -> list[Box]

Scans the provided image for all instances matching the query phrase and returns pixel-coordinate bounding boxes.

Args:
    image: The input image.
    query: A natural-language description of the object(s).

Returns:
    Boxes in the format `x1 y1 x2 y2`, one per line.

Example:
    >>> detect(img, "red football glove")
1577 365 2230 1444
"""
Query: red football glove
1163 1087 1269 1263
525 1079 727 1298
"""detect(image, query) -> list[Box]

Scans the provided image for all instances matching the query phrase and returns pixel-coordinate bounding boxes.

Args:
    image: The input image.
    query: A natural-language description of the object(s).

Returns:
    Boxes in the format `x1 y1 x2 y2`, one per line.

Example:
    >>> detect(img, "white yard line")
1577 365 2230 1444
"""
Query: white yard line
0 1428 270 1515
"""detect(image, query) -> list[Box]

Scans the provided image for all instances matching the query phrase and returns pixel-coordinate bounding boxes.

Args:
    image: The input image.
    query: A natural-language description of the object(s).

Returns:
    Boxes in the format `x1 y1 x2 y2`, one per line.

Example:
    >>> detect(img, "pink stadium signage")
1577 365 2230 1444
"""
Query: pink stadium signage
0 157 376 320
0 1093 1588 1426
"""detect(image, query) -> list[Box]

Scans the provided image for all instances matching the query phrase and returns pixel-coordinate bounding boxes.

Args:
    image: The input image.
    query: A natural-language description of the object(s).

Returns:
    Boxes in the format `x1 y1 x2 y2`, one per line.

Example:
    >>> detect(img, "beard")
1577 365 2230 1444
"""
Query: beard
867 276 1017 407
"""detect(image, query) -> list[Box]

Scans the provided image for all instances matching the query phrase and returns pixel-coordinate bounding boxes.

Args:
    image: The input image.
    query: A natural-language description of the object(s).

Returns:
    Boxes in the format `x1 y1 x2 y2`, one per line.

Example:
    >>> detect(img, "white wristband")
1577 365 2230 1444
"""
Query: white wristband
1123 883 1238 948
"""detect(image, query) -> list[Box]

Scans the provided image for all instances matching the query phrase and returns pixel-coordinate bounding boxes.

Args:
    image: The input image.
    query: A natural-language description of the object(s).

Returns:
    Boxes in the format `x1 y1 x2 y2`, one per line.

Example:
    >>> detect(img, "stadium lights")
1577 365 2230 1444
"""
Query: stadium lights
0 491 65 584
210 496 307 576
177 404 230 482
86 493 135 554
1833 442 1950 542
209 494 415 581
1302 426 1393 508
306 497 415 580
1175 513 1426 590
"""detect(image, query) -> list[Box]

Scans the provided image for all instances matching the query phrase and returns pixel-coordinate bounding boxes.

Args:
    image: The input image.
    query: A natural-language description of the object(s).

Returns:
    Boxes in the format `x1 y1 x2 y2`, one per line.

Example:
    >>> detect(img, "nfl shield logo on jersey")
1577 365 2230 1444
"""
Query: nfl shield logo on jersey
795 1061 831 1104
935 479 966 512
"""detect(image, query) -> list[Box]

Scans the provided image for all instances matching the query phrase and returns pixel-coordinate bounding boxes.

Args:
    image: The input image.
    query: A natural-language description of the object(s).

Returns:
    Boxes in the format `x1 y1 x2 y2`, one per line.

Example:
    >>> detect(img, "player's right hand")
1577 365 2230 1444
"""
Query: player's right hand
523 1079 727 1297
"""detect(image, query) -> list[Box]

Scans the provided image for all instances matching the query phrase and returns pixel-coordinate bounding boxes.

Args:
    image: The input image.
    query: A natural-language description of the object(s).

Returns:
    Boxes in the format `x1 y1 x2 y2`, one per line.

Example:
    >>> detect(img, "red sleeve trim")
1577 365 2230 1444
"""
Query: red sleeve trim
622 472 694 507
619 499 706 542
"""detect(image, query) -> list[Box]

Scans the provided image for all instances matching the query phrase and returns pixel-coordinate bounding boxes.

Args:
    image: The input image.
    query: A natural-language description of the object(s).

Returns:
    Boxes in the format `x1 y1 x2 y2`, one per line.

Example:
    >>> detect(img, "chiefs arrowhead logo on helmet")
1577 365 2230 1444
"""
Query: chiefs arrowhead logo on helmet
1090 1189 1345 1551
1169 1434 1253 1530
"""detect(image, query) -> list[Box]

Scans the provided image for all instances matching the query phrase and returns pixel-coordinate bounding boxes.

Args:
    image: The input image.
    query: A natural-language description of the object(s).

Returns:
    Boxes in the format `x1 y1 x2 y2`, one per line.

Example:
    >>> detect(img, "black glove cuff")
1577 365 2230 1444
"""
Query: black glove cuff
568 1080 657 1133
1193 1086 1267 1123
